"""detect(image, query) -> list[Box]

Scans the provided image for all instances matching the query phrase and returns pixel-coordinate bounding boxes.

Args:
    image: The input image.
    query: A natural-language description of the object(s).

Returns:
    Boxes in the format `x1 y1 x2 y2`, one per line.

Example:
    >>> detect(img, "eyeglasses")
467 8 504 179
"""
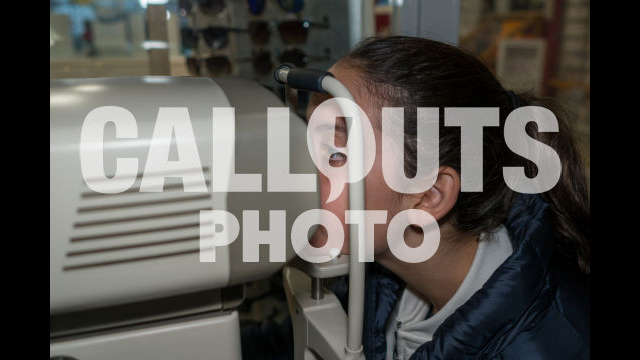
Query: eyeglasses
247 0 305 16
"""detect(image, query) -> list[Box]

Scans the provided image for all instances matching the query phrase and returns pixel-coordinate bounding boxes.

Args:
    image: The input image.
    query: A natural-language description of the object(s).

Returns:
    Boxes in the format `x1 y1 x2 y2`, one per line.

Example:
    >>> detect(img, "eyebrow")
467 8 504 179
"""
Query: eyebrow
306 92 334 124
309 92 332 109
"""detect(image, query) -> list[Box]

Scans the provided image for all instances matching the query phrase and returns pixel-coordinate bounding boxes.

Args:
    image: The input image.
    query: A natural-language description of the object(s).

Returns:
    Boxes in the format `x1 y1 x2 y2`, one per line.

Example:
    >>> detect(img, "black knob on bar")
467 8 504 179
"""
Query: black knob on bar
274 63 334 94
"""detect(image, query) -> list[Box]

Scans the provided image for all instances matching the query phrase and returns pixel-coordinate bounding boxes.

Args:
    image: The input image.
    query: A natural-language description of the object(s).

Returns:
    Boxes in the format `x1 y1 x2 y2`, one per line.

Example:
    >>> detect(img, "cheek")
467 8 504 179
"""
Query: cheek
363 129 407 255
319 172 348 218
364 157 398 255
311 144 403 257
309 173 350 250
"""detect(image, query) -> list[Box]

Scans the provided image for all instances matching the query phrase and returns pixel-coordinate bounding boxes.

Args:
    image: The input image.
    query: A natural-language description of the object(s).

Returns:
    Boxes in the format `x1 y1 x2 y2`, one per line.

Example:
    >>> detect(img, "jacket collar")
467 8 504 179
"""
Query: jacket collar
363 194 558 359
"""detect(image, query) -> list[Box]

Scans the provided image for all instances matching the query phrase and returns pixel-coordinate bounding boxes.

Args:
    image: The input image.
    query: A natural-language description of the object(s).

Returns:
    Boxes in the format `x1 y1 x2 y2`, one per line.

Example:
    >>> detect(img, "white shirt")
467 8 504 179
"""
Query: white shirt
384 226 513 360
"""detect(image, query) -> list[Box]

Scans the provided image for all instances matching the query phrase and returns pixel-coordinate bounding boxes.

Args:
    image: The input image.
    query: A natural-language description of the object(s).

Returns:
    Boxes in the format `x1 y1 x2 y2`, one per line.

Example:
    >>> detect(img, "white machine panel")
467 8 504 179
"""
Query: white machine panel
50 310 242 360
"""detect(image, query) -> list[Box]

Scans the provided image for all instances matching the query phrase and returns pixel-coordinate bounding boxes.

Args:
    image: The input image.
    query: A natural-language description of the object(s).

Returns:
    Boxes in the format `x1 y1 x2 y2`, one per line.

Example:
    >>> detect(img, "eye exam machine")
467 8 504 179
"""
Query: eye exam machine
50 67 367 359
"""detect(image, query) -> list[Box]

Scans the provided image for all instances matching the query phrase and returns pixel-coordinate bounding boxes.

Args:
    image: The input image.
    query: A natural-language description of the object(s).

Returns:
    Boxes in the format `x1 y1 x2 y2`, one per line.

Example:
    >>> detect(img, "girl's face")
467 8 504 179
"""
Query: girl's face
306 63 411 258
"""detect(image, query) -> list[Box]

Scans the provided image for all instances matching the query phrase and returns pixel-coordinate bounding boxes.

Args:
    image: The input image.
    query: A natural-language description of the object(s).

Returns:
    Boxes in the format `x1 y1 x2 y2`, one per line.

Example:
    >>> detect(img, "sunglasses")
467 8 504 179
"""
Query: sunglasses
205 55 233 76
250 49 273 75
179 0 195 17
197 0 226 16
247 0 305 16
186 56 201 76
181 28 198 49
186 50 273 76
182 26 248 51
279 47 331 68
247 0 266 16
182 16 329 51
248 20 270 46
247 17 328 46
187 47 329 78
241 48 329 76
237 49 274 76
278 0 305 13
199 26 247 50
184 55 233 77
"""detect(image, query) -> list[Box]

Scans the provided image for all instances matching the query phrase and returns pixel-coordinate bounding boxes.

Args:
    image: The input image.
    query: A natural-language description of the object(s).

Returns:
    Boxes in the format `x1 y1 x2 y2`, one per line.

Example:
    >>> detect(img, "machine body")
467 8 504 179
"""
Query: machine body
50 76 318 359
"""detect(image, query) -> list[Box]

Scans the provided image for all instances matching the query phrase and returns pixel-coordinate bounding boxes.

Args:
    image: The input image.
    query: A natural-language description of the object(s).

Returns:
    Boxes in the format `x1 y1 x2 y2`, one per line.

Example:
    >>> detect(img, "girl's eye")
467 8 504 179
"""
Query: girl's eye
328 151 347 167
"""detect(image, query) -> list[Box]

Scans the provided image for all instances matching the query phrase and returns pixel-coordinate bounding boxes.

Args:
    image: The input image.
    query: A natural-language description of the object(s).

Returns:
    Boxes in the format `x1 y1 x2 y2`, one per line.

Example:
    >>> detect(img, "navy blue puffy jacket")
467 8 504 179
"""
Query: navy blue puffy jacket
242 194 590 359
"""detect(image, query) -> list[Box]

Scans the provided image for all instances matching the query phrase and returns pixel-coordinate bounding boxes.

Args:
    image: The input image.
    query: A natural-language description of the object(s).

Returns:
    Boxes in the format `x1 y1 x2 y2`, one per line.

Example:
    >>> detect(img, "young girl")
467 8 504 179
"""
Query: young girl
244 36 590 360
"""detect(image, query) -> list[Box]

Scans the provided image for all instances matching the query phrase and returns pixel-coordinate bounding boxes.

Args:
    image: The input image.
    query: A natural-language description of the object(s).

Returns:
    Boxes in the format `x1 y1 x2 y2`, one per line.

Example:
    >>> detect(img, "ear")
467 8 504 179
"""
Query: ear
409 166 460 224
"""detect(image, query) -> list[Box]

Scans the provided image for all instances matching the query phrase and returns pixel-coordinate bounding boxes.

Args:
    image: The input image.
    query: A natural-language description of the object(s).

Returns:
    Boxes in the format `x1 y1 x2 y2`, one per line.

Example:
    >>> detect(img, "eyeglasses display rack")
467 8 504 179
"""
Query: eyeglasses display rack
178 0 351 115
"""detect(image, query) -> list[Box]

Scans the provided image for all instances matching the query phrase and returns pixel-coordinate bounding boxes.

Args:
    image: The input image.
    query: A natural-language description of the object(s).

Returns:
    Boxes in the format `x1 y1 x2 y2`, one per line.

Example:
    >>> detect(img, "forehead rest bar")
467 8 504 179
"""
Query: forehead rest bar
274 63 334 94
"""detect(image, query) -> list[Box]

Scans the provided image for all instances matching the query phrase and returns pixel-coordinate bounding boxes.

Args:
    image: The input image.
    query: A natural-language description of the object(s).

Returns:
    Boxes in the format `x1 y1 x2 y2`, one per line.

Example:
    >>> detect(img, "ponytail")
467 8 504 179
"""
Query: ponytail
516 93 590 275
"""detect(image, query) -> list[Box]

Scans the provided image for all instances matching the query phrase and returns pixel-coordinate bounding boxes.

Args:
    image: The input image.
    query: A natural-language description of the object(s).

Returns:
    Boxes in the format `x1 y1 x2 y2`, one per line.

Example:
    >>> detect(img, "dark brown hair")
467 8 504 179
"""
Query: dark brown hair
340 36 590 275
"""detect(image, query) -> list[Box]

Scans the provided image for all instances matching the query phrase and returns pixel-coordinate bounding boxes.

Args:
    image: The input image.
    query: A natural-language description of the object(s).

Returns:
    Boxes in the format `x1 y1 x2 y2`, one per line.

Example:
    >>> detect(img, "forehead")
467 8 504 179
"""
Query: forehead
306 64 377 121
308 92 332 112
